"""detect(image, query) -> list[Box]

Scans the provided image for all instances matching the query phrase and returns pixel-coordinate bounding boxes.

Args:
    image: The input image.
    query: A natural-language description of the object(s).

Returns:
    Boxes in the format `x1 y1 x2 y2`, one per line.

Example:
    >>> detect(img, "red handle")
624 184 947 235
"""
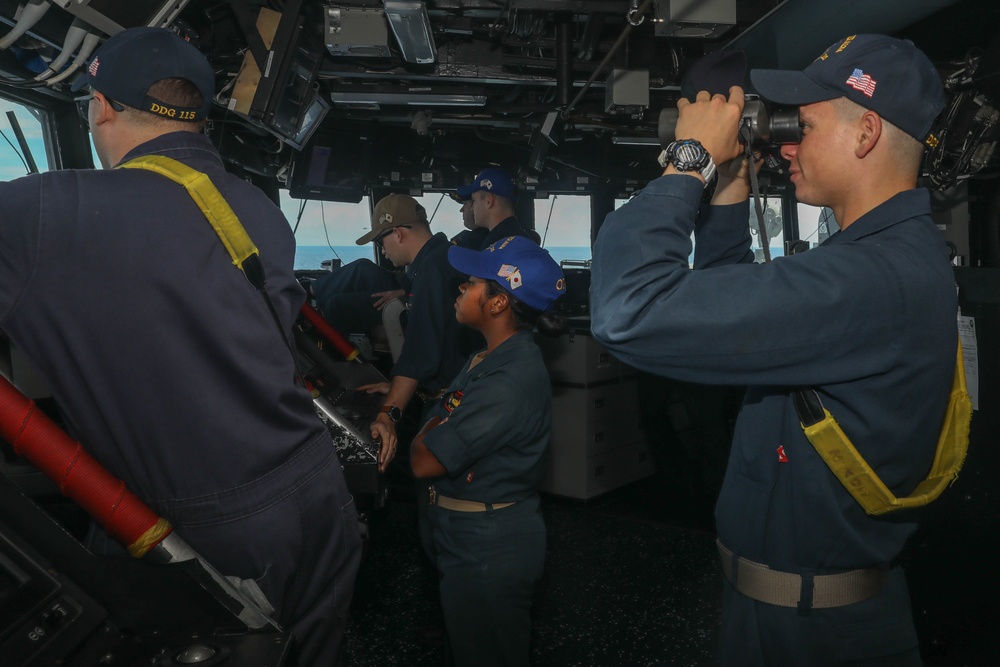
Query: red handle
0 376 170 557
300 302 359 361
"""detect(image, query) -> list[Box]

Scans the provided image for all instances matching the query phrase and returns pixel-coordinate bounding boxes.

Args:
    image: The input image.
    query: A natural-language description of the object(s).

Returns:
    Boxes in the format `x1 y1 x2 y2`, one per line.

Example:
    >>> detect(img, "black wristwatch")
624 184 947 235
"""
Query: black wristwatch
380 405 402 423
658 139 717 187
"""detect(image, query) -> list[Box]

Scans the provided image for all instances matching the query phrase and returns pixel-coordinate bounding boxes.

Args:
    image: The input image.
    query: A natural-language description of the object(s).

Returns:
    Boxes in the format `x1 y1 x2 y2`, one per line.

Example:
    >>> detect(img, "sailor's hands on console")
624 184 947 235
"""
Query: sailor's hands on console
372 289 405 310
358 381 390 395
371 414 397 472
666 86 746 183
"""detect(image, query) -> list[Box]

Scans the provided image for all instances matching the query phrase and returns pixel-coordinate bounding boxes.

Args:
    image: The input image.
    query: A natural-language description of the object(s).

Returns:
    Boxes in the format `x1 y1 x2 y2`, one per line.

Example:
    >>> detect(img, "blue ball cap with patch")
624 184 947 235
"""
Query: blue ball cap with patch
750 34 946 145
72 27 215 122
455 167 518 201
448 236 566 312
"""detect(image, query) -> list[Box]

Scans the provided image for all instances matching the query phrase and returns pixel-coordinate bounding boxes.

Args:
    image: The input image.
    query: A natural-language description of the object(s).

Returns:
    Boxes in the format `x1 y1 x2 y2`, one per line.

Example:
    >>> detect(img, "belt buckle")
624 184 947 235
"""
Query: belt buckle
428 486 437 506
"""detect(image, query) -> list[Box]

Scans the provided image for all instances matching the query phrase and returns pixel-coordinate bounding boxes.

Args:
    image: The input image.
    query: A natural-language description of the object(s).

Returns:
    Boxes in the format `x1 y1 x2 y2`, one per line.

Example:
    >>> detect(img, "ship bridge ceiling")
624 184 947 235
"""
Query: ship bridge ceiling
0 0 997 194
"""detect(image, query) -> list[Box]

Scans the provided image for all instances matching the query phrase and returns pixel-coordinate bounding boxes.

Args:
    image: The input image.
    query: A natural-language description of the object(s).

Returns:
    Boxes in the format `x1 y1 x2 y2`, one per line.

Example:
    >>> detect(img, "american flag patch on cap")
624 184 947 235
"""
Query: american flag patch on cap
846 68 876 97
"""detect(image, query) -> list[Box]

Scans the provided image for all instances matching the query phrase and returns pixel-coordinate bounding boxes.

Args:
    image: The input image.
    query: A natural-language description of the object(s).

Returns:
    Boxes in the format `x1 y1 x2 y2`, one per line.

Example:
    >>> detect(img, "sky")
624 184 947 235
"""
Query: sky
0 99 49 178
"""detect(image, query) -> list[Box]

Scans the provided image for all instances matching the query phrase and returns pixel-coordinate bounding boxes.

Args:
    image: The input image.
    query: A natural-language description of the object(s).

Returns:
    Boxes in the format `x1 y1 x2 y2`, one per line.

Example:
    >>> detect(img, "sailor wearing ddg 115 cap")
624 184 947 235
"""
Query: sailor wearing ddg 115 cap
409 236 565 666
73 26 215 124
1 26 361 666
591 33 956 666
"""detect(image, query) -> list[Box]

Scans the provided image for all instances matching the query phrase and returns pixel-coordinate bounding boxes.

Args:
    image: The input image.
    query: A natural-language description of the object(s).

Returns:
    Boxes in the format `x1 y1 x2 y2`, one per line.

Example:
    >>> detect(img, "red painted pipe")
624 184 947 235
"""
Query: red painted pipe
300 302 359 361
0 376 170 557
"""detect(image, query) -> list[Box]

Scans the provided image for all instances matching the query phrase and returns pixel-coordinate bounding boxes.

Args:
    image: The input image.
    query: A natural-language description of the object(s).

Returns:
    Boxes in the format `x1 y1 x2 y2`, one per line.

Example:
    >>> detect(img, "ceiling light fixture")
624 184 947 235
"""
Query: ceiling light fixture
385 1 436 65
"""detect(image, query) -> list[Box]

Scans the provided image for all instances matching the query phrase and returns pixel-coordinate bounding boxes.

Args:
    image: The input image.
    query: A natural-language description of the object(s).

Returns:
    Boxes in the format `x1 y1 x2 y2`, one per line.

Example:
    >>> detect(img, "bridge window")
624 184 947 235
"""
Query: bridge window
534 194 592 265
749 198 785 262
0 98 50 178
281 192 467 270
796 203 839 247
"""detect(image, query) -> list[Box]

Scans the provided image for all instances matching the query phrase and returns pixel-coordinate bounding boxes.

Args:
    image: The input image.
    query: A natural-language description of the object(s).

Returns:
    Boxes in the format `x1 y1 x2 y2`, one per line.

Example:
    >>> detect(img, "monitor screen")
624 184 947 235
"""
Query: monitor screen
289 135 370 203
267 59 331 150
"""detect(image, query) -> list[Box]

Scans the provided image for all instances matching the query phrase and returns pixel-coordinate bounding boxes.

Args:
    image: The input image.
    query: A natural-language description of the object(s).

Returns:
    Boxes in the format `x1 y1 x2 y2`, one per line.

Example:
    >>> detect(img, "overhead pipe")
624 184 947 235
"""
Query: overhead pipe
35 17 88 80
0 0 51 50
43 29 102 85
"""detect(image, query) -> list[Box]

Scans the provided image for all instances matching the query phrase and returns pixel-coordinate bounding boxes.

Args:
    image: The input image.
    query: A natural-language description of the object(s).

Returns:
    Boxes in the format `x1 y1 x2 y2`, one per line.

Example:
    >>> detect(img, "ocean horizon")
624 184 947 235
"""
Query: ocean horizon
294 244 784 271
294 245 595 271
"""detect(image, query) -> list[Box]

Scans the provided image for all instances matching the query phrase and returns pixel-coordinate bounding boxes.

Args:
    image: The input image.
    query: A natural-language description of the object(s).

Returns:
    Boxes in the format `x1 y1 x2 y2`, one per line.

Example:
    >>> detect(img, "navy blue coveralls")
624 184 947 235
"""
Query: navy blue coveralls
590 175 956 665
451 225 489 250
423 332 552 666
312 258 404 334
0 131 362 666
480 216 540 249
393 232 478 397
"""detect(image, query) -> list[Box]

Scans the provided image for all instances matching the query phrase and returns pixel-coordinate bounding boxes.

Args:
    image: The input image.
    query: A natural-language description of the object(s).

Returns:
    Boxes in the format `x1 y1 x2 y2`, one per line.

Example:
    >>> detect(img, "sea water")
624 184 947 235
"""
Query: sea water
294 245 596 270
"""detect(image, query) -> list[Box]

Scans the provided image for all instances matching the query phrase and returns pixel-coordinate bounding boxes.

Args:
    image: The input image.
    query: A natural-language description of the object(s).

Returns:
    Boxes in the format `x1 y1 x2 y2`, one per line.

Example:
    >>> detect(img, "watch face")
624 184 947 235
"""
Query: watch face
671 140 710 171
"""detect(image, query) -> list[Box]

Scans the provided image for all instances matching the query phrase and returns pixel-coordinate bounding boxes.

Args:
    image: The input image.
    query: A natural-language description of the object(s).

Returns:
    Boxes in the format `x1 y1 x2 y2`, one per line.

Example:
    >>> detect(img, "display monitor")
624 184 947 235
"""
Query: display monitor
288 134 370 203
263 51 331 150
229 2 330 150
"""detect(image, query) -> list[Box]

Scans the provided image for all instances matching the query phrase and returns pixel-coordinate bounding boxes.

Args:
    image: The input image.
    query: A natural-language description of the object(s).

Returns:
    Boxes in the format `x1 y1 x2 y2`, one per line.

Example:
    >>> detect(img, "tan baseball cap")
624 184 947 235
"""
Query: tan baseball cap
355 193 428 245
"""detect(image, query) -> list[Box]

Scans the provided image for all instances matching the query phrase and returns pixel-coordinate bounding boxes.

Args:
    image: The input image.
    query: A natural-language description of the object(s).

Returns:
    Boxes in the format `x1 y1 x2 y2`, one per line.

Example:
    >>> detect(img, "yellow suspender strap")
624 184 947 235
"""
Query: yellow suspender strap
116 155 265 288
117 154 305 370
798 340 972 516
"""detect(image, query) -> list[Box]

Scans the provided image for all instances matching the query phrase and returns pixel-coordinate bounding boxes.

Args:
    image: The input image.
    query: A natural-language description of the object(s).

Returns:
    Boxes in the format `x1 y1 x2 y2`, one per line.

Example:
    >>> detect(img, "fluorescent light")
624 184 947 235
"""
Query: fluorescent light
611 136 660 146
330 92 485 107
385 1 436 65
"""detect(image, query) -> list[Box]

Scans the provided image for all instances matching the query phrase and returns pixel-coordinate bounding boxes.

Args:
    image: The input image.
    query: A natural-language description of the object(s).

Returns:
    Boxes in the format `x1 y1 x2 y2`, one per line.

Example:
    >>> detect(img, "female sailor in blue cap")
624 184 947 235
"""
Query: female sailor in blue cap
410 235 565 666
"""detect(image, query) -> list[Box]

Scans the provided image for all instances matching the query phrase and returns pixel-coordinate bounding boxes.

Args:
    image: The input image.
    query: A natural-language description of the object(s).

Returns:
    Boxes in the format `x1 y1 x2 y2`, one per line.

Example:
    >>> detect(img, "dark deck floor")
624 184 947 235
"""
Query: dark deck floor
342 474 723 667
342 466 997 667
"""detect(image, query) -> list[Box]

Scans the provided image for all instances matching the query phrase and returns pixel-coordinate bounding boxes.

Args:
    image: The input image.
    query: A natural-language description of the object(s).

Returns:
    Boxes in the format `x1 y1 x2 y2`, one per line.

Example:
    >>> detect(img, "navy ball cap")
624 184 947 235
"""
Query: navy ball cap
73 27 215 122
751 34 946 145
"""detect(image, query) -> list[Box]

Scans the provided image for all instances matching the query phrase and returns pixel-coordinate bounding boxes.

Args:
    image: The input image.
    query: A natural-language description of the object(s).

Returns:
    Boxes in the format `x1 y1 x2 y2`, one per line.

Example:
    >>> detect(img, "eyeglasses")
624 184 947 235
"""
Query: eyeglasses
74 91 125 124
374 225 410 247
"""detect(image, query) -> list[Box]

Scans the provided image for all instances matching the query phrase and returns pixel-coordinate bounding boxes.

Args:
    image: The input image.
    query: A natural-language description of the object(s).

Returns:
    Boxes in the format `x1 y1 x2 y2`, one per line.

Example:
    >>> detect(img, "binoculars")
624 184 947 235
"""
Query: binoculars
658 95 802 149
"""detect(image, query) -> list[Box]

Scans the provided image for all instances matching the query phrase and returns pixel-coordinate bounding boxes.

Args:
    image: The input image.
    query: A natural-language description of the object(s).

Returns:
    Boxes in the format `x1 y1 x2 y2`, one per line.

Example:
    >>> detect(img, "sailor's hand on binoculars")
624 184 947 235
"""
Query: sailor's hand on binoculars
713 151 764 205
675 86 745 168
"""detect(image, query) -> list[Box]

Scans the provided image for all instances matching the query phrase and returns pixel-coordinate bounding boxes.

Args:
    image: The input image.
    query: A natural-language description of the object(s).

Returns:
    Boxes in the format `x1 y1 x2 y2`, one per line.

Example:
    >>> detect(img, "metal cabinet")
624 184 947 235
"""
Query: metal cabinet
536 329 654 499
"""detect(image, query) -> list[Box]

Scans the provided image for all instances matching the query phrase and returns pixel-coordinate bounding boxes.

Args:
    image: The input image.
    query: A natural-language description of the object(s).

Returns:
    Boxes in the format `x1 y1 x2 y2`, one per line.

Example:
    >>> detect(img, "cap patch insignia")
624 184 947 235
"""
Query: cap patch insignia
846 68 876 97
497 263 523 290
480 178 493 190
379 212 393 225
497 263 517 278
444 390 463 414
88 57 100 77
